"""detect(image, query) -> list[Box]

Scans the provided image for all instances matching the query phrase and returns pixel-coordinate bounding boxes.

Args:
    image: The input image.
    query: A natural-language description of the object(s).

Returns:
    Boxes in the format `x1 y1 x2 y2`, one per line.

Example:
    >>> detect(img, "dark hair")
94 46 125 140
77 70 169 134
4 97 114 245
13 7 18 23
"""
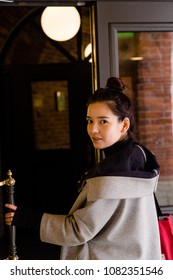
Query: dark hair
87 77 135 139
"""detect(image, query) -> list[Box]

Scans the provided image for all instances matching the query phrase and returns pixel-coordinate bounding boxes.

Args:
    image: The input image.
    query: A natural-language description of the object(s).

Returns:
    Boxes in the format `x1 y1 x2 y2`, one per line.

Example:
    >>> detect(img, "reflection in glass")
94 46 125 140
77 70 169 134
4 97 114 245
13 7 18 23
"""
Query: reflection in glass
32 80 70 150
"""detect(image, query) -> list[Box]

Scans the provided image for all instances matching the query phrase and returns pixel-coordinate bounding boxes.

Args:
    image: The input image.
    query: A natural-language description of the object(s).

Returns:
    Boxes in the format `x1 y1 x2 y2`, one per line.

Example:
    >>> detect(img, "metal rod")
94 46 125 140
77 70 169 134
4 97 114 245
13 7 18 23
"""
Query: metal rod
0 170 19 260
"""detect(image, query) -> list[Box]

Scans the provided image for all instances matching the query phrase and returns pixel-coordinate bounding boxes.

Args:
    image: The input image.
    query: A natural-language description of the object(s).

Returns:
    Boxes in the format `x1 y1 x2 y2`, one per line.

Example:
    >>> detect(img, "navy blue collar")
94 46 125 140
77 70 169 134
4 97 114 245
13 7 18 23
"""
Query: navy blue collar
103 138 134 157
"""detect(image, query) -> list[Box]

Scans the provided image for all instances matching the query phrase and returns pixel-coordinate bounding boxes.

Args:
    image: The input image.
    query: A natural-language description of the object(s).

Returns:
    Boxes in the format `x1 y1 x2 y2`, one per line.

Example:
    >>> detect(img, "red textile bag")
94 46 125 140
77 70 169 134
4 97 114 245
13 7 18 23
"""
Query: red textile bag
154 194 173 260
158 214 173 260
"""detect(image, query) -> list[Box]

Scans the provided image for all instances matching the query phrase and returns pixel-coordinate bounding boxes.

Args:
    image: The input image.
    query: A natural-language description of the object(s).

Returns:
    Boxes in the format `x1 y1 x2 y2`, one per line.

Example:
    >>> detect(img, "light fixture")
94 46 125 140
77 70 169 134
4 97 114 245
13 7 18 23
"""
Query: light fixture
130 56 143 61
41 7 81 42
84 43 92 62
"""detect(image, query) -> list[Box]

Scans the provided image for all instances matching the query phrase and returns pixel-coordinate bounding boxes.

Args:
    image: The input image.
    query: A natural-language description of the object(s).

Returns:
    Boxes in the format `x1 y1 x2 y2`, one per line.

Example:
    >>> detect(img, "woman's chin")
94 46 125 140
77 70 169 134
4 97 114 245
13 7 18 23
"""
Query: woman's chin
93 144 105 150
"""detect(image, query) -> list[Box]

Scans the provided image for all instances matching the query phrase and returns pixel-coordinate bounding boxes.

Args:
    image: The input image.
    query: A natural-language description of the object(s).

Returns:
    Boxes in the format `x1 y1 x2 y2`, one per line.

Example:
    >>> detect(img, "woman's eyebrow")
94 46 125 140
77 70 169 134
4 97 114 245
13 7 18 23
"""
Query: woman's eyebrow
97 116 110 119
86 115 110 119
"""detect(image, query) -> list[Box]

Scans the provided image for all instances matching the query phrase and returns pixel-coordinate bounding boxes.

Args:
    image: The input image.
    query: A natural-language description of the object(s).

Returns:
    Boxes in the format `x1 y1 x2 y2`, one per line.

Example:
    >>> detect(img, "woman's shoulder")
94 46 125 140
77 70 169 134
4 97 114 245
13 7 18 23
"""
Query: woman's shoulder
129 142 146 158
128 141 147 161
100 141 146 173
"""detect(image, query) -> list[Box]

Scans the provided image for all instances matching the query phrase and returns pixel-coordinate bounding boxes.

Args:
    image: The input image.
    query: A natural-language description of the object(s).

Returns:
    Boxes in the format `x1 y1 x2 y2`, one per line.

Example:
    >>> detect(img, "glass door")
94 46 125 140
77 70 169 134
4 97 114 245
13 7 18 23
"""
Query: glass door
110 24 173 206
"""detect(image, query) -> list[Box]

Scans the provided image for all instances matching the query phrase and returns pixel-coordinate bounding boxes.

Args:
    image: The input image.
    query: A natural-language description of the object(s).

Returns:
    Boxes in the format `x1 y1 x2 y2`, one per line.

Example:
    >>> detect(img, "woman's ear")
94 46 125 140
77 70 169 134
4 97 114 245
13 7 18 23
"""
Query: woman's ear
121 117 130 133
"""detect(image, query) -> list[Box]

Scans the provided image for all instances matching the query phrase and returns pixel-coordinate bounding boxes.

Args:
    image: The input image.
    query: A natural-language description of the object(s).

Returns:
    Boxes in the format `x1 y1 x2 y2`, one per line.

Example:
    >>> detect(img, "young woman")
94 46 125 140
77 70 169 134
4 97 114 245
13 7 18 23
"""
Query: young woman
5 77 161 259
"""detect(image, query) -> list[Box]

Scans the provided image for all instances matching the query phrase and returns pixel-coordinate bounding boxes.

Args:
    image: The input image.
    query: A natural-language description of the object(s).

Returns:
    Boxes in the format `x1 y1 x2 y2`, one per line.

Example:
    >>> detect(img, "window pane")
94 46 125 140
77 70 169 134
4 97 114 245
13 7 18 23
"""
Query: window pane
118 31 173 205
32 80 70 150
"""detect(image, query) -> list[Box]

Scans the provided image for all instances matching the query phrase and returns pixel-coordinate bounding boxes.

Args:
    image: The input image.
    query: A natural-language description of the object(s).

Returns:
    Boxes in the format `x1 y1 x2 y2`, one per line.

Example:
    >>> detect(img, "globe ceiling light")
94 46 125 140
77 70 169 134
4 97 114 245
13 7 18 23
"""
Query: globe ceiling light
41 7 81 42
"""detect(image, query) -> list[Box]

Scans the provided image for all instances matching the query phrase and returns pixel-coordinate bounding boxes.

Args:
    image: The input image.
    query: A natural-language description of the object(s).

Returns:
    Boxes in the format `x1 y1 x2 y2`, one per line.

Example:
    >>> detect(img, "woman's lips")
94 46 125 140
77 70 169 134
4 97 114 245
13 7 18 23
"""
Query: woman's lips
92 137 102 142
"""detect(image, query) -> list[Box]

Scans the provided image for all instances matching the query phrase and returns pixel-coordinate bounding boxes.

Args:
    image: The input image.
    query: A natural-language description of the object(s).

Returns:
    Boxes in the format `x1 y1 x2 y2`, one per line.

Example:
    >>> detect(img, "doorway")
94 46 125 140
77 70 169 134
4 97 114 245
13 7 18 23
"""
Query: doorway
0 3 96 259
0 62 93 214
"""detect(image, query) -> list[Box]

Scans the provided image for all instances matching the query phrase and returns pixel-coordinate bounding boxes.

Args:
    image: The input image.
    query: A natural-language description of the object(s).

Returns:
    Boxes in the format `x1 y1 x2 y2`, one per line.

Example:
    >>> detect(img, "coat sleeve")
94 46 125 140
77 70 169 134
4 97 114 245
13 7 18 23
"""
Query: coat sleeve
12 205 43 230
40 197 120 246
40 174 158 246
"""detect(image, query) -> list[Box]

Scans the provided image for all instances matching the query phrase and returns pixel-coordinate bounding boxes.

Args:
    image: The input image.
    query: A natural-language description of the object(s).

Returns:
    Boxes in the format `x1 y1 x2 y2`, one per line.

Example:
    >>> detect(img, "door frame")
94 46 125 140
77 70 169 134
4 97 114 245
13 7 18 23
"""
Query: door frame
96 1 173 86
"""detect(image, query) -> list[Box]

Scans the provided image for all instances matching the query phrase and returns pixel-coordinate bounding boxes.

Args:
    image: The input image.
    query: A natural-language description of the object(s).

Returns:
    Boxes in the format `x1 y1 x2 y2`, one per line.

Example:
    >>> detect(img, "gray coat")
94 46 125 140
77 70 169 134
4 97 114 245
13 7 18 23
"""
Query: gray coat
40 175 161 259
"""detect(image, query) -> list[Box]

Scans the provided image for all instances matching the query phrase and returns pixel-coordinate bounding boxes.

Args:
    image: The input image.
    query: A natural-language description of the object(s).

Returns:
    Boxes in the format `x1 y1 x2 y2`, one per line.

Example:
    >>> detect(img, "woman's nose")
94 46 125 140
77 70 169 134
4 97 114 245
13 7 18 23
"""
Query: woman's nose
90 123 99 133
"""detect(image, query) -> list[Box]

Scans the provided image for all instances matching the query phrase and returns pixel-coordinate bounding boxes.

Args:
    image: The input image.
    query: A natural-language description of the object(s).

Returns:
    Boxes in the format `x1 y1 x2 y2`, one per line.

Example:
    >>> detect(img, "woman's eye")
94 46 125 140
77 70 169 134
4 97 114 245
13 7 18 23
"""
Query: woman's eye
100 119 107 124
86 119 92 124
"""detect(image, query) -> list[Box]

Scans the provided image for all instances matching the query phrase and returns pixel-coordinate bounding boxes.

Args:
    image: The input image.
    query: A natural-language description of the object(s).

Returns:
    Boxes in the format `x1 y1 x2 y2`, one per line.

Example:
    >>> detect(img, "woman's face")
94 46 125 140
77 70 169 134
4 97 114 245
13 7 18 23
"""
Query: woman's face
86 102 129 149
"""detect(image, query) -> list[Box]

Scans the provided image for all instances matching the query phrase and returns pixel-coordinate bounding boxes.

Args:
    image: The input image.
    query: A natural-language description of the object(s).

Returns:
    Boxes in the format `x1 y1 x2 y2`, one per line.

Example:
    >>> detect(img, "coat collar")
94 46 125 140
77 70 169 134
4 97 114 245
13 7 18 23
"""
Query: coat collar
102 138 134 157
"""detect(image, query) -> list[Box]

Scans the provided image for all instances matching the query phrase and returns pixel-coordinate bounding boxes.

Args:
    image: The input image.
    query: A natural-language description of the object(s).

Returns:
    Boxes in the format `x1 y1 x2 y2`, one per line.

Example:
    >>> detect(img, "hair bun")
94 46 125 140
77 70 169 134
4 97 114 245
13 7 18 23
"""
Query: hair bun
106 77 125 91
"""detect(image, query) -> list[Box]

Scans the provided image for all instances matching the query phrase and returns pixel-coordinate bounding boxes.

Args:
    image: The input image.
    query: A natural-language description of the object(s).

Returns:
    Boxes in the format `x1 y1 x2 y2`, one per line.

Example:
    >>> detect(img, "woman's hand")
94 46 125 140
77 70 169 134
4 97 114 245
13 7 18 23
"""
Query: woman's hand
5 204 17 225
